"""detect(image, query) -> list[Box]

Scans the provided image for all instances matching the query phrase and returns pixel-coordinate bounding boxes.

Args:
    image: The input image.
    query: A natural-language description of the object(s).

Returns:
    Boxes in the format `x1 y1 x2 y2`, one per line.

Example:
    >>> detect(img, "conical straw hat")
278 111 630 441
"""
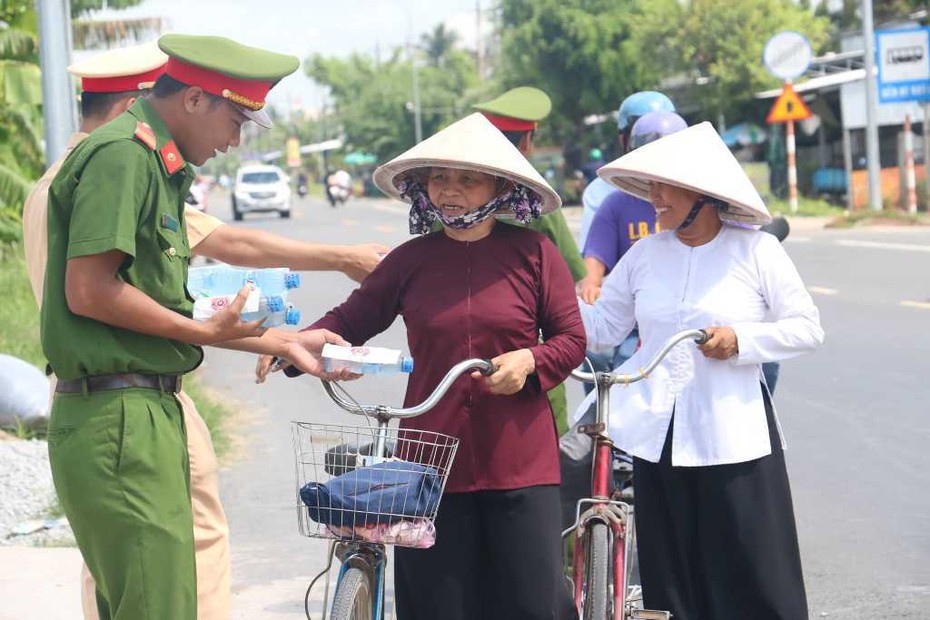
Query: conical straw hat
373 113 561 214
597 122 771 225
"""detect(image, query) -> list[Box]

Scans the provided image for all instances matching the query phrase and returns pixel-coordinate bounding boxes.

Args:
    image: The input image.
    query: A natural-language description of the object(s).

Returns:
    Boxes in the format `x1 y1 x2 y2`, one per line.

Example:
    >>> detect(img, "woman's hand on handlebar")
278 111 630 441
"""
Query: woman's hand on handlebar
698 326 739 360
472 348 536 395
255 354 281 383
577 276 602 305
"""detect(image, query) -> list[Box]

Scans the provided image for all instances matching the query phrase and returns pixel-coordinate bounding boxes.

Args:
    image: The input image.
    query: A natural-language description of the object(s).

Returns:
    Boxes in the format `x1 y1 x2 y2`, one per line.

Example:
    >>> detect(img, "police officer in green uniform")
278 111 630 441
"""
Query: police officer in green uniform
42 34 349 620
472 86 585 435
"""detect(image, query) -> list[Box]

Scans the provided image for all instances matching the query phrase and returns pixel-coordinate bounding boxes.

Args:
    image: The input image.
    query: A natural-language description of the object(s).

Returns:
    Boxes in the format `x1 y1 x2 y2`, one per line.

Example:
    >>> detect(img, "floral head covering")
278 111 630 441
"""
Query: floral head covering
396 173 544 235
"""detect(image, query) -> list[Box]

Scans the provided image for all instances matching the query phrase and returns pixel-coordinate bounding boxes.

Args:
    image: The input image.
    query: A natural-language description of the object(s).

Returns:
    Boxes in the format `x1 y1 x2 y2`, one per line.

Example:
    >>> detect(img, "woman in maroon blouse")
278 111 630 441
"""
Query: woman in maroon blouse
303 114 585 618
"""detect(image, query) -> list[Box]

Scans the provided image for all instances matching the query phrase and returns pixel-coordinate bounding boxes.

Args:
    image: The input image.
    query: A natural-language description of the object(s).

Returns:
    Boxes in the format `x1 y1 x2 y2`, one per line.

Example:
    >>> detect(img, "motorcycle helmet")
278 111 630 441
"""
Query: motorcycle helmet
617 91 675 132
629 111 688 150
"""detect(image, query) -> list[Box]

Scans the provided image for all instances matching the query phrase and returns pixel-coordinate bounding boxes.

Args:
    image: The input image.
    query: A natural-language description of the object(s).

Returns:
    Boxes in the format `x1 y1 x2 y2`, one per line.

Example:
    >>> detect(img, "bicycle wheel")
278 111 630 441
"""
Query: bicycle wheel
583 521 611 620
330 566 374 620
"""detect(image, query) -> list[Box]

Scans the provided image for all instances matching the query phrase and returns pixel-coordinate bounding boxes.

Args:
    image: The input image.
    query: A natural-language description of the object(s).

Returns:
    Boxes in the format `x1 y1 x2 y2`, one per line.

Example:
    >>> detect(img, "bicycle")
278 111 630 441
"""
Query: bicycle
291 358 495 620
564 328 708 620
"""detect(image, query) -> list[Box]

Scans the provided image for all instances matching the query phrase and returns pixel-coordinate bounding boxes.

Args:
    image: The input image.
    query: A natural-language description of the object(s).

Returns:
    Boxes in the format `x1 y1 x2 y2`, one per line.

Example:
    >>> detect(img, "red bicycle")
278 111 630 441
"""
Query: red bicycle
565 329 707 620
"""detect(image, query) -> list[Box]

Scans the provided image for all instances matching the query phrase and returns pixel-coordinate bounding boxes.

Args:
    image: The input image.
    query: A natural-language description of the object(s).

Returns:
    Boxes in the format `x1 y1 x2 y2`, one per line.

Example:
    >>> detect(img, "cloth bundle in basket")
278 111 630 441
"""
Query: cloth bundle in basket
300 460 442 528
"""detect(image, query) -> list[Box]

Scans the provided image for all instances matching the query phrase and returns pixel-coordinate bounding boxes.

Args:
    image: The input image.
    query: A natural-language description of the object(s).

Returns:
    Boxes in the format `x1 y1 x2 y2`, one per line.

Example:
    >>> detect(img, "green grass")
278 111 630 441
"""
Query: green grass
182 374 232 460
0 246 234 458
766 197 847 218
740 162 851 219
0 245 44 368
826 208 930 229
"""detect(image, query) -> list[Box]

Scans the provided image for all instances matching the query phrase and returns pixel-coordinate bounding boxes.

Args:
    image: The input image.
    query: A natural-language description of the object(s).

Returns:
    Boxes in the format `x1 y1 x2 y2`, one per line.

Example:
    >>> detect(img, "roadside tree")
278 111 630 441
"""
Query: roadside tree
630 0 831 122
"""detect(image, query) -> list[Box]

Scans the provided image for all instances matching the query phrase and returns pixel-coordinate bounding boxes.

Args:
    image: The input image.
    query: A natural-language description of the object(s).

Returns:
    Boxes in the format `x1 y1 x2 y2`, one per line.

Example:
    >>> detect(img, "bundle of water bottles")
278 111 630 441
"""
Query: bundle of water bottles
187 265 302 327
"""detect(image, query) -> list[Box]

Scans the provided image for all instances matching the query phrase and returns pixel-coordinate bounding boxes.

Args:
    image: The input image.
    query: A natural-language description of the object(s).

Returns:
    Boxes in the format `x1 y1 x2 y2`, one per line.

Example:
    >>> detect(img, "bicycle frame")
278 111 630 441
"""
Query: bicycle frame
564 329 707 620
308 358 495 620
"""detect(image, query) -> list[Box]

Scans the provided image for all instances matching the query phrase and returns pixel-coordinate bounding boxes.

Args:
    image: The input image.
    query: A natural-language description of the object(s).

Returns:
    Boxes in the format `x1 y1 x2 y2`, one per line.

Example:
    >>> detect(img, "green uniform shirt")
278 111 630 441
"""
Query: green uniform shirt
516 211 586 283
42 98 201 381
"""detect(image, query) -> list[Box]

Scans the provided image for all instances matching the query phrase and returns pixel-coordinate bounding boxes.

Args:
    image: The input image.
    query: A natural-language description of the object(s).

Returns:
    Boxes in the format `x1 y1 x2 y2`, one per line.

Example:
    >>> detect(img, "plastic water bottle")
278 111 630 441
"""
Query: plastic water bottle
321 344 414 375
188 266 300 298
242 295 287 323
264 302 301 327
250 267 301 296
187 265 251 297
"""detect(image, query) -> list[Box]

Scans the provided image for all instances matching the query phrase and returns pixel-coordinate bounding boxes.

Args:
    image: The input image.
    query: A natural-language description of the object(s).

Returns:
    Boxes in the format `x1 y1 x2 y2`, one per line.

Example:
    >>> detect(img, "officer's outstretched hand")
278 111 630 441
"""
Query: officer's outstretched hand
279 329 362 381
197 284 267 344
344 243 391 282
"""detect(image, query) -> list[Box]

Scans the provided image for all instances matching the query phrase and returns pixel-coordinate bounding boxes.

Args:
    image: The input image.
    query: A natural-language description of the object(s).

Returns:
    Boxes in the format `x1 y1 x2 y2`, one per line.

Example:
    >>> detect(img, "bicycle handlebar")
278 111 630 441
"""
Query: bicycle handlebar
321 358 496 420
570 329 708 386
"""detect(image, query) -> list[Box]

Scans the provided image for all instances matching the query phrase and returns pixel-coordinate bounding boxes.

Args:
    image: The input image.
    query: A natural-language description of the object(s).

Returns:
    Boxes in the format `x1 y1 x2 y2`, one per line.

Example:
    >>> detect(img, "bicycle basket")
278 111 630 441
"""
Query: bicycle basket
292 422 459 548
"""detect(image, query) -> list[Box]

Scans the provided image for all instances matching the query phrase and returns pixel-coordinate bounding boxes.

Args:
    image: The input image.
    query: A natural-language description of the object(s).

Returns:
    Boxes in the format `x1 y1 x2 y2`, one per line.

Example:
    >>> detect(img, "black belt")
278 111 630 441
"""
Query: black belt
55 373 183 394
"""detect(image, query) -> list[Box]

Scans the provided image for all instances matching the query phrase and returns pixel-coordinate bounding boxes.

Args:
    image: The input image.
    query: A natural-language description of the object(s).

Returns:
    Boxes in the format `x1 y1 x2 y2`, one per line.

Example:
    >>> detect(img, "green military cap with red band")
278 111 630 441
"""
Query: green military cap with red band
472 86 552 132
158 34 300 129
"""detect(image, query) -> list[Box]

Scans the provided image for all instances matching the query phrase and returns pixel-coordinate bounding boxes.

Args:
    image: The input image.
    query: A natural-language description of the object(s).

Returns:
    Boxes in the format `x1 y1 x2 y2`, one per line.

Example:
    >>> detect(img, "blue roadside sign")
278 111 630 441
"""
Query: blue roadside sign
876 27 930 104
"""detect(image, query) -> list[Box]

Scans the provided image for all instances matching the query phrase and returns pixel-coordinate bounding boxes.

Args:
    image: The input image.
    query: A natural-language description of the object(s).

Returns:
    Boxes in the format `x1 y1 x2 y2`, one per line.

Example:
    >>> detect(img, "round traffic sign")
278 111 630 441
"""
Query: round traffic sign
763 31 812 80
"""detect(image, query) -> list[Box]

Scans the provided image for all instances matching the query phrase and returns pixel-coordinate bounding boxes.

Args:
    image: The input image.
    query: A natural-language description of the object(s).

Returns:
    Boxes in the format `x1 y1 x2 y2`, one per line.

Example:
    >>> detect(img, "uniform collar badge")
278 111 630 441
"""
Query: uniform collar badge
159 140 185 176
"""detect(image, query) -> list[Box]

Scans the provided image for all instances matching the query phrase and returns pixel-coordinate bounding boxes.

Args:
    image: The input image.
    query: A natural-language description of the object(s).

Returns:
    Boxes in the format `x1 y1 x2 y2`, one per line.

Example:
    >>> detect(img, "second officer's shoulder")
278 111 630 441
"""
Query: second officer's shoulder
72 113 159 174
51 114 155 200
70 111 150 160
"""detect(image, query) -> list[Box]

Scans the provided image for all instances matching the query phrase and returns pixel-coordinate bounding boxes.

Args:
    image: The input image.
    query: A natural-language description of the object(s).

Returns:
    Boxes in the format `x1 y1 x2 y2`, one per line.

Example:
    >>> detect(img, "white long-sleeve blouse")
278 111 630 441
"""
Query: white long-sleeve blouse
578 224 824 466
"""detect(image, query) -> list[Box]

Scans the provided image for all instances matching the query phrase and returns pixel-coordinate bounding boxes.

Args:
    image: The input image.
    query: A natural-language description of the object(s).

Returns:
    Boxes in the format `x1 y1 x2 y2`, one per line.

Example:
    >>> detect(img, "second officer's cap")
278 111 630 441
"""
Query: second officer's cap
67 42 167 93
158 34 300 129
472 86 552 131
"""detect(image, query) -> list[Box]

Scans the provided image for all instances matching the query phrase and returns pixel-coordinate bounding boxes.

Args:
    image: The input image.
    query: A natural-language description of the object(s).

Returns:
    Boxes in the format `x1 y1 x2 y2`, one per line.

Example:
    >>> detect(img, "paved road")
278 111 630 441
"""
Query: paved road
199 192 930 618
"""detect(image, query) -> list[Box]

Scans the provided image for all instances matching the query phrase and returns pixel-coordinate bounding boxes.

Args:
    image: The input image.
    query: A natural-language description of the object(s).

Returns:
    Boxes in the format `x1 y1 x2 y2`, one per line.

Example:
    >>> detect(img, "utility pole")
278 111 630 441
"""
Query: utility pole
409 41 422 144
476 0 483 79
861 0 883 210
36 0 77 165
925 103 930 210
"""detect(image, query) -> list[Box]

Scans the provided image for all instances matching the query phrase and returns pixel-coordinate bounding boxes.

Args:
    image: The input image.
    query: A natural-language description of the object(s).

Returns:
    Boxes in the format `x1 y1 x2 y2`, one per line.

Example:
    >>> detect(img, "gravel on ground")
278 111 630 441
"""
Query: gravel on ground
0 438 74 547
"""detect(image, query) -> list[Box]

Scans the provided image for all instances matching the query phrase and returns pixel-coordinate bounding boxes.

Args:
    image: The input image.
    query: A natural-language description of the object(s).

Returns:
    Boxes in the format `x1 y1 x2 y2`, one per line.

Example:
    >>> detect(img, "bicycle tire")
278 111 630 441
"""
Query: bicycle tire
583 521 611 620
330 566 374 620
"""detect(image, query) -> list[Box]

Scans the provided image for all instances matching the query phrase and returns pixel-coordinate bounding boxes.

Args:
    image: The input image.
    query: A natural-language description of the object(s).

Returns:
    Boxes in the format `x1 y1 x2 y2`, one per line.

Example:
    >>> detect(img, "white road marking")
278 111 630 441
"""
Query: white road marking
808 286 839 296
835 239 930 253
901 300 930 310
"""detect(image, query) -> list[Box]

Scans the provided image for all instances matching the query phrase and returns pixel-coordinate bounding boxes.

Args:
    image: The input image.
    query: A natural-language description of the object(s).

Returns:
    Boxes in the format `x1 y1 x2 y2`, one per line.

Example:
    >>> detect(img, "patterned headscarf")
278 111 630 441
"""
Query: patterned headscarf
397 174 544 235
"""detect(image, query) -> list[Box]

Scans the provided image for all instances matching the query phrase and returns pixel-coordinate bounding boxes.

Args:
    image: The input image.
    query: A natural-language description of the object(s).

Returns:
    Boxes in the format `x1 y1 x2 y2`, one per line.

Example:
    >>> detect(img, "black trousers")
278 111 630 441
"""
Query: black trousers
632 387 809 620
395 485 577 620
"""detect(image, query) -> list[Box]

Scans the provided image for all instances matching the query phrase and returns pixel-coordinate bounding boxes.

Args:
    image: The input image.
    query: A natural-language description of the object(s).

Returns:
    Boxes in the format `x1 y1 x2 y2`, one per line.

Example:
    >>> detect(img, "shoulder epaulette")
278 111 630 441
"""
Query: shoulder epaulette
133 121 157 150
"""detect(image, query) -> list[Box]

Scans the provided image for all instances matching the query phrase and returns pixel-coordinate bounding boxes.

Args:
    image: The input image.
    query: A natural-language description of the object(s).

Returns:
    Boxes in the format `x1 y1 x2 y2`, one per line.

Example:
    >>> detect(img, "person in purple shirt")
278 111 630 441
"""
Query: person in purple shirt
577 111 688 387
580 191 660 301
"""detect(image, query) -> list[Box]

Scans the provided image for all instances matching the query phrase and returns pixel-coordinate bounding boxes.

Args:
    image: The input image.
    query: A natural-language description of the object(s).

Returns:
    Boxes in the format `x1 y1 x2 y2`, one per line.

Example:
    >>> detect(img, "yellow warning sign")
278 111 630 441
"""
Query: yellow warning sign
766 83 813 124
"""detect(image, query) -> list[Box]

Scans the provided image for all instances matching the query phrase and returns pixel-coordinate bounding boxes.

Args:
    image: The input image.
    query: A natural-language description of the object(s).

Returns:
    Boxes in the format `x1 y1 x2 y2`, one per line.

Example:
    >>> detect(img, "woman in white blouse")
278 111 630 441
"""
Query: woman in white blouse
579 122 823 619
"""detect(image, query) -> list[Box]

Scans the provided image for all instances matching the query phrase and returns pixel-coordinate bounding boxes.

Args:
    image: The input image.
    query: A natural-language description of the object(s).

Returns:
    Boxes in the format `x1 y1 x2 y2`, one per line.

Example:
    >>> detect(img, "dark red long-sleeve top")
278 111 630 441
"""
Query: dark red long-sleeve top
307 223 586 492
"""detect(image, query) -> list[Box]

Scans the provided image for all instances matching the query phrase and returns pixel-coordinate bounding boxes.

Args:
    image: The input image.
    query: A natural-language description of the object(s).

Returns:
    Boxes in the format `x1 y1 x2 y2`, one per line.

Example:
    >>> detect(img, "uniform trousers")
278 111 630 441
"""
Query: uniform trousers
79 390 231 620
49 387 198 619
632 386 809 620
395 485 577 620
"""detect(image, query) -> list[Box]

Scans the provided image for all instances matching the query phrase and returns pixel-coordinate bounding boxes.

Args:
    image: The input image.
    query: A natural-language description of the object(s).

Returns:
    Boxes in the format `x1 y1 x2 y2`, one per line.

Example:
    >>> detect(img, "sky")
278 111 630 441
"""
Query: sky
88 0 490 115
